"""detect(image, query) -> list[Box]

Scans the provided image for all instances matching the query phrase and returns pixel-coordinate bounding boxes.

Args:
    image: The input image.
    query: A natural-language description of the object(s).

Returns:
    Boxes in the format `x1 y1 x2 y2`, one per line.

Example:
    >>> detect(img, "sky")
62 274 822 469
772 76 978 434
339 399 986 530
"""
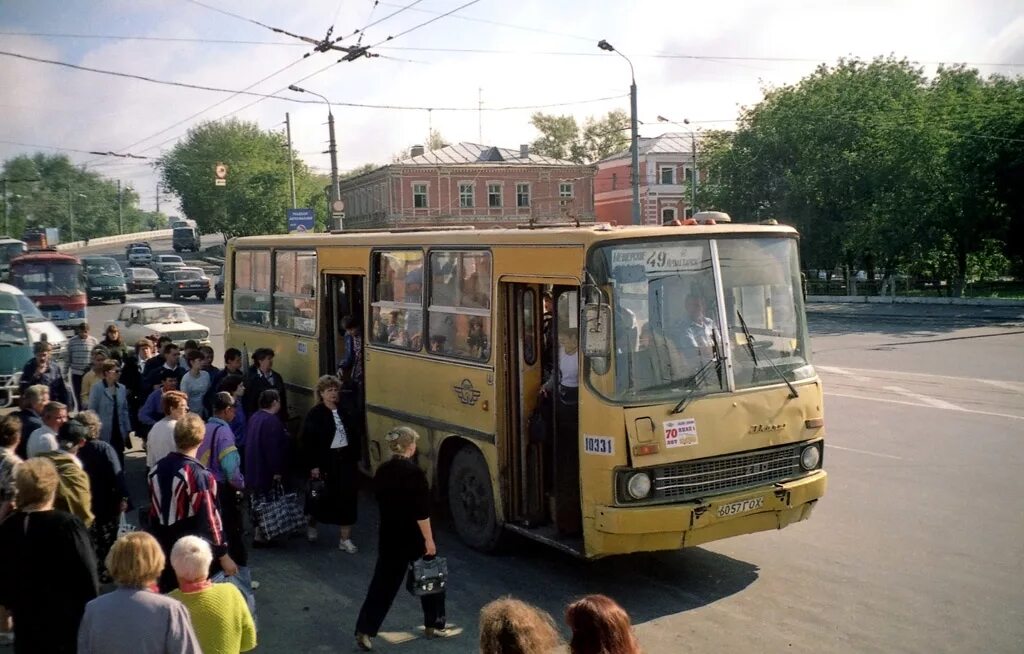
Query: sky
1 0 1022 212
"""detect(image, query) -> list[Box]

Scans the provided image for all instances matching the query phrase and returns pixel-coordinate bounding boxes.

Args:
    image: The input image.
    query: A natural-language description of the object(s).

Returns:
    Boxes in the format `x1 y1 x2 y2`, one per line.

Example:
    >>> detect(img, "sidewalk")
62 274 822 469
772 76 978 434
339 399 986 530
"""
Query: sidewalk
807 301 1024 323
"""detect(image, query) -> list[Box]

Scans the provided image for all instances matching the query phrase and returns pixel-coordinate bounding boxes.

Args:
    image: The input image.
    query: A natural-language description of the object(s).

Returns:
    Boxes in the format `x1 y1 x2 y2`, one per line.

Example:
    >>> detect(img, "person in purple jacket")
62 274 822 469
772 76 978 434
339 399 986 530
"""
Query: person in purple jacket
197 393 246 569
244 390 289 545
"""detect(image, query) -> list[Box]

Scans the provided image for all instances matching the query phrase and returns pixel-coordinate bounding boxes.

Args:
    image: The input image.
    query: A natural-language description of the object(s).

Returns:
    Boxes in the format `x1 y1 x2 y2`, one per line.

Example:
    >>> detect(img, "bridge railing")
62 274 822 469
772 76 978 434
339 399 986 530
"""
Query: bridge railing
54 229 173 252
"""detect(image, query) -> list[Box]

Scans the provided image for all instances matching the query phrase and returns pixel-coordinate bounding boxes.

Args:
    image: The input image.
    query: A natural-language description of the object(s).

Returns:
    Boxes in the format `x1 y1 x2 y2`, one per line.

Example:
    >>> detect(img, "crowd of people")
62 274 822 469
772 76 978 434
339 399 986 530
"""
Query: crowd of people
0 320 647 653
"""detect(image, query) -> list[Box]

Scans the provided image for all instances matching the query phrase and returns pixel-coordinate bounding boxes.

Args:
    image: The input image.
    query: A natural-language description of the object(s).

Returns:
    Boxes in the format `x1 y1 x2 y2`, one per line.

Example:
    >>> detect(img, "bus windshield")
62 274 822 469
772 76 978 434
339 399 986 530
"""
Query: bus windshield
589 236 811 402
11 261 85 297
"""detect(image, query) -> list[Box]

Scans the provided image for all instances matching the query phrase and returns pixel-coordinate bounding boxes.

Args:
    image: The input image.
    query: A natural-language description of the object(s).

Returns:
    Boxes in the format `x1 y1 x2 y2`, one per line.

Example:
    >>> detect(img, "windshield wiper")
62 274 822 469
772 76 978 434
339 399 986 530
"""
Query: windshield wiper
736 310 799 398
670 329 724 415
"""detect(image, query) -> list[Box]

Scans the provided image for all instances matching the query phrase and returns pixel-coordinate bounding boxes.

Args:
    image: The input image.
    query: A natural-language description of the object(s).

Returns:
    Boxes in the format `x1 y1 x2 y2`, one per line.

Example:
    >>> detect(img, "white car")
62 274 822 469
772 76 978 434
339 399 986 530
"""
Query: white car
127 246 153 266
0 282 69 370
151 254 185 275
113 302 211 347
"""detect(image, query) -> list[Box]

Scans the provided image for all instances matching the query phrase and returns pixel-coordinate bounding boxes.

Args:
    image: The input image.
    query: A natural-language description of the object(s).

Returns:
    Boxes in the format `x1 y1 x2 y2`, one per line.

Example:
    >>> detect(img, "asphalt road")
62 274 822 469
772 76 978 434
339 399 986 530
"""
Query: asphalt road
79 238 1024 654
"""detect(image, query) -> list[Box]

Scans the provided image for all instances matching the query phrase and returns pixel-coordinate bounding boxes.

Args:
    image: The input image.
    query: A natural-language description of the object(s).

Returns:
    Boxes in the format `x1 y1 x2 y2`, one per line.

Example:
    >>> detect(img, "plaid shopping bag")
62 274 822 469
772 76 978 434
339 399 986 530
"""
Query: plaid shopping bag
252 483 306 540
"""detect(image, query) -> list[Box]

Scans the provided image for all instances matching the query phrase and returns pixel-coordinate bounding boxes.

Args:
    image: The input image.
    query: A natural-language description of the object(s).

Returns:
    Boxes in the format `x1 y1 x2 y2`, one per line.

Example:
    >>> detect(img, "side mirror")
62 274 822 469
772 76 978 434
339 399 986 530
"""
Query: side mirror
583 303 611 375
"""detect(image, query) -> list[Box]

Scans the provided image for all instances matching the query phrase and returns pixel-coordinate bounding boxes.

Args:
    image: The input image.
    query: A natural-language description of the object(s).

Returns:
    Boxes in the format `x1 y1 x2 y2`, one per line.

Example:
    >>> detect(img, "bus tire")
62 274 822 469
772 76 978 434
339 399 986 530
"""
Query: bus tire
447 446 503 551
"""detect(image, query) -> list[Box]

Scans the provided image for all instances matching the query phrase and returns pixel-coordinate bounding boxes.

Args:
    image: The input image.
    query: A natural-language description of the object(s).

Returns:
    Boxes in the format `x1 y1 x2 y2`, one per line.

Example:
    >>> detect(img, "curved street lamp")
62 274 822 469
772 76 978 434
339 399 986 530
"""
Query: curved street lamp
598 39 640 226
289 84 340 223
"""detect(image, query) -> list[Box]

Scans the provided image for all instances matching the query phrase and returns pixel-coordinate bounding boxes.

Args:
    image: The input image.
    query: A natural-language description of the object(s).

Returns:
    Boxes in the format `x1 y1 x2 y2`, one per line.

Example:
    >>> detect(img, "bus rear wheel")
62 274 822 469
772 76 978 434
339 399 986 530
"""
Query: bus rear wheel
448 446 503 551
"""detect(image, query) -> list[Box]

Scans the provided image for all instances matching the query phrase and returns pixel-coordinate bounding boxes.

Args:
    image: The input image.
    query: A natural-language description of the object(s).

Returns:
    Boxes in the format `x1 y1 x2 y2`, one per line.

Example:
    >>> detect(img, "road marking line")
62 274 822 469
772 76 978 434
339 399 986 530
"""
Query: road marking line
826 391 1024 422
826 444 904 460
978 379 1024 393
882 385 964 411
817 365 1024 389
816 365 872 383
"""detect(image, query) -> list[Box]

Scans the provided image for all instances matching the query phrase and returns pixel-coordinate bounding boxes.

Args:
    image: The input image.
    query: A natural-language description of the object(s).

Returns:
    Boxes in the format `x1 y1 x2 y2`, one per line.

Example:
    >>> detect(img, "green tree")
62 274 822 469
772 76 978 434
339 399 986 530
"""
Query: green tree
1 153 159 240
529 110 630 164
159 119 322 237
699 57 1022 294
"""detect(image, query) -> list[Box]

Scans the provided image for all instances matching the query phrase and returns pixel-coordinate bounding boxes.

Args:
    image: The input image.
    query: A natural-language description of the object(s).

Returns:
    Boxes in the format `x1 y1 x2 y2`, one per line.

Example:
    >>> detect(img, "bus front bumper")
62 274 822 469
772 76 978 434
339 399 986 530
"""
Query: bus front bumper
590 470 827 556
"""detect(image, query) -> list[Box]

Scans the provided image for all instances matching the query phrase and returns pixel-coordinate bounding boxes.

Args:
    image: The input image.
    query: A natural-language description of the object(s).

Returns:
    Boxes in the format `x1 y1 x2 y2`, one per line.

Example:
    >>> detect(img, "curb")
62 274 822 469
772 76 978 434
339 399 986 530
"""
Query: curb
807 295 1024 308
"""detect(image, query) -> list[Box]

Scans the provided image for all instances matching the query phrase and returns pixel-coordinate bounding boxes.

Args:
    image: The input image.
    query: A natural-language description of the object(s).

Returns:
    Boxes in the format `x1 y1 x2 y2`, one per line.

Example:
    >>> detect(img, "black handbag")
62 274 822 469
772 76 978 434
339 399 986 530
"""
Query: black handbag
305 478 326 516
406 556 448 596
528 406 547 444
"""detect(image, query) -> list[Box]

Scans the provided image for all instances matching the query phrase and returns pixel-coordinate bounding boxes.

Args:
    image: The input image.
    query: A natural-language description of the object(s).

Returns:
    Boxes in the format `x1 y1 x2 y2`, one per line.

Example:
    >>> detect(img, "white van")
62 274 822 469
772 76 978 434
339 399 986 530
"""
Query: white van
0 282 69 372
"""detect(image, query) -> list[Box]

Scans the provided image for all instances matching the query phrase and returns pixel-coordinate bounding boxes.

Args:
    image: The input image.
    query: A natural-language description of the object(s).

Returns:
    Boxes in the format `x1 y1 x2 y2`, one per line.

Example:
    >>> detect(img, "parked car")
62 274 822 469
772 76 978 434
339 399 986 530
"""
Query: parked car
127 245 153 266
81 256 127 304
112 302 210 347
0 282 69 373
153 269 210 301
0 308 34 409
151 254 185 275
125 266 160 293
214 266 224 300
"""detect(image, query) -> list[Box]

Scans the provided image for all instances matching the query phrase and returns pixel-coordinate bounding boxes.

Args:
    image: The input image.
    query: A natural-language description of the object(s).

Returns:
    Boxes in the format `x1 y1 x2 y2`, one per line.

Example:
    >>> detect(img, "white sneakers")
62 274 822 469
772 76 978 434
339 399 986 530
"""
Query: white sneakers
355 633 373 651
338 539 358 554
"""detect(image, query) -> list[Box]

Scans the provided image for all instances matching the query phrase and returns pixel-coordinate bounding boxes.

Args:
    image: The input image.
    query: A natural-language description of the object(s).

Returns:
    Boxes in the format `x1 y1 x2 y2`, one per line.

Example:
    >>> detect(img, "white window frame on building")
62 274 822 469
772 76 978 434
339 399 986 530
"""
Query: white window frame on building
459 182 474 208
661 207 677 223
487 182 503 208
412 182 428 208
516 183 530 208
658 165 676 185
559 182 574 198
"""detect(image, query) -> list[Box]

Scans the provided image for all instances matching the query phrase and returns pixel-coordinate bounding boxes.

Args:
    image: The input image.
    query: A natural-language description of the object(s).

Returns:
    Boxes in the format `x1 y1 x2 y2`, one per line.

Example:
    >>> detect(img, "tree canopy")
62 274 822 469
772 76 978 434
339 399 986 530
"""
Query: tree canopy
159 119 326 238
699 57 1024 293
529 110 630 163
1 153 162 240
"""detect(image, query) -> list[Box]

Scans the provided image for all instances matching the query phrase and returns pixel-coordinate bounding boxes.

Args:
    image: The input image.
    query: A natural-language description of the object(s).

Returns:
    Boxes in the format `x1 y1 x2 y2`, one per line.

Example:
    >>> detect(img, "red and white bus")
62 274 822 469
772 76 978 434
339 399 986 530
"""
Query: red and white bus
9 250 87 331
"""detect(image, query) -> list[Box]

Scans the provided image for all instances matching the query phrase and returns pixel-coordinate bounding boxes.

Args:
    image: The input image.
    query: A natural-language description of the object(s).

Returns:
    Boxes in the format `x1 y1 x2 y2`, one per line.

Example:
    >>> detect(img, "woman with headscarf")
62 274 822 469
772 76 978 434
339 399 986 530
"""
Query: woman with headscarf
98 324 129 363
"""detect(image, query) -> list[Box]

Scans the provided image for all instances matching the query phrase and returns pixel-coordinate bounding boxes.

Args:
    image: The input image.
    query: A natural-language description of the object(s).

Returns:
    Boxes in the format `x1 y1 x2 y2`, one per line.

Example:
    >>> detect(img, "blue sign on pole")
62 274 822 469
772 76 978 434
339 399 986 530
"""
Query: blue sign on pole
287 208 315 233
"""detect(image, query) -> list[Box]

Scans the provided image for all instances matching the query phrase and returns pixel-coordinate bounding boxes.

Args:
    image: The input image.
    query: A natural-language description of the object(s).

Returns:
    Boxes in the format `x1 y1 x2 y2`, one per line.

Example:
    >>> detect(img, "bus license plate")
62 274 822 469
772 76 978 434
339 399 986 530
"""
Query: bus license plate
716 497 764 518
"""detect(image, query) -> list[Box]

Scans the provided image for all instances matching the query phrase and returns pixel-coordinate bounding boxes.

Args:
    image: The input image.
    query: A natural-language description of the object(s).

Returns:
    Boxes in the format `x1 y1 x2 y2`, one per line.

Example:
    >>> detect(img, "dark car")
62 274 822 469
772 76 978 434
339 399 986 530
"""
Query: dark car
124 266 160 293
81 256 127 304
153 269 210 301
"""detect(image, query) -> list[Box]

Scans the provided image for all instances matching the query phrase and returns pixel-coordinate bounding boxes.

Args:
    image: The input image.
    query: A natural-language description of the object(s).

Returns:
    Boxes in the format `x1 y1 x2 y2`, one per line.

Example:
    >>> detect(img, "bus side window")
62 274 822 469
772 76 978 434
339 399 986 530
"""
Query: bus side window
427 250 491 361
370 250 423 351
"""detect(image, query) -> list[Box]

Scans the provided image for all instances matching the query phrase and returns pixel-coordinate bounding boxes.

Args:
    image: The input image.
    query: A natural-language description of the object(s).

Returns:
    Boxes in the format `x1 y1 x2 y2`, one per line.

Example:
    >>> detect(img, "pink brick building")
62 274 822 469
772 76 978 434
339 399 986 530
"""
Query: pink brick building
594 133 697 225
338 143 596 229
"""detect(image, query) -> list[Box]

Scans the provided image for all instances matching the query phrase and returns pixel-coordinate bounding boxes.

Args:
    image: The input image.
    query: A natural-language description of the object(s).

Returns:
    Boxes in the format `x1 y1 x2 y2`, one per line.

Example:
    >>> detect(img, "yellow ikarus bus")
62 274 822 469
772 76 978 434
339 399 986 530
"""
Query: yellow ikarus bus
225 218 826 557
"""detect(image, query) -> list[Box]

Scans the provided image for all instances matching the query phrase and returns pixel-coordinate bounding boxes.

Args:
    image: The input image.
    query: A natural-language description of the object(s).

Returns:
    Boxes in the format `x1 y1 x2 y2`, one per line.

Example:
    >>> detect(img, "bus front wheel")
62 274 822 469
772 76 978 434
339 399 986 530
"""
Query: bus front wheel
448 446 503 551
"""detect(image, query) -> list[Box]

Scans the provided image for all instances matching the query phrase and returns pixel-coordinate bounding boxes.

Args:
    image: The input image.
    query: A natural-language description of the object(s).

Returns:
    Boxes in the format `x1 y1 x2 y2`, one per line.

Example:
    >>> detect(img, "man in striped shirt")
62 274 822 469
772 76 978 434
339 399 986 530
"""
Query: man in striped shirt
147 413 238 592
67 322 98 403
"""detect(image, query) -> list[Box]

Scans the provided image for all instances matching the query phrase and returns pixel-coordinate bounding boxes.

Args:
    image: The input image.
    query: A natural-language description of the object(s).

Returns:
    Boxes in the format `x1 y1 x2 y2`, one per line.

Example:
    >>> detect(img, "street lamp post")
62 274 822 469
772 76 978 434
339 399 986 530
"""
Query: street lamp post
1 177 40 236
598 39 641 226
67 184 86 241
657 115 699 215
289 84 340 229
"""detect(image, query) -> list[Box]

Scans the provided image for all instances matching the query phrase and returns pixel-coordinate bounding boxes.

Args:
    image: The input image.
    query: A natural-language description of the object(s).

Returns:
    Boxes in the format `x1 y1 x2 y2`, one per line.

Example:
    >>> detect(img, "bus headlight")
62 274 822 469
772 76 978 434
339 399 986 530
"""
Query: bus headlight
626 472 652 500
800 444 821 470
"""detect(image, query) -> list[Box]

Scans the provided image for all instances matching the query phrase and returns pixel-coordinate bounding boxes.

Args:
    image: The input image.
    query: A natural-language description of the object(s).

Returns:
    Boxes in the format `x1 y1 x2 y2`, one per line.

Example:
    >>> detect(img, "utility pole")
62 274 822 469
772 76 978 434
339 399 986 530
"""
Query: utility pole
2 176 41 236
67 182 74 241
117 179 123 234
684 119 698 214
598 40 641 225
287 84 339 228
155 182 160 213
285 112 297 208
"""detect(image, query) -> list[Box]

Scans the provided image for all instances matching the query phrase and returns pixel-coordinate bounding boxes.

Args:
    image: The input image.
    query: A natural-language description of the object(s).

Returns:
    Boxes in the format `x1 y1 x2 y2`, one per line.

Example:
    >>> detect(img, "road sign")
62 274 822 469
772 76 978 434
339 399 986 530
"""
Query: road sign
287 207 315 233
214 162 228 186
214 179 226 186
331 199 345 213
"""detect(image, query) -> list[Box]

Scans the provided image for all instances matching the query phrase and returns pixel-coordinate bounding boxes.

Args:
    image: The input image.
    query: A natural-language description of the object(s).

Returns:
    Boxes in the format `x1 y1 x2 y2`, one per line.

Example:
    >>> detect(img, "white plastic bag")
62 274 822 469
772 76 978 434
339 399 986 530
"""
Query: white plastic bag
116 513 136 539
